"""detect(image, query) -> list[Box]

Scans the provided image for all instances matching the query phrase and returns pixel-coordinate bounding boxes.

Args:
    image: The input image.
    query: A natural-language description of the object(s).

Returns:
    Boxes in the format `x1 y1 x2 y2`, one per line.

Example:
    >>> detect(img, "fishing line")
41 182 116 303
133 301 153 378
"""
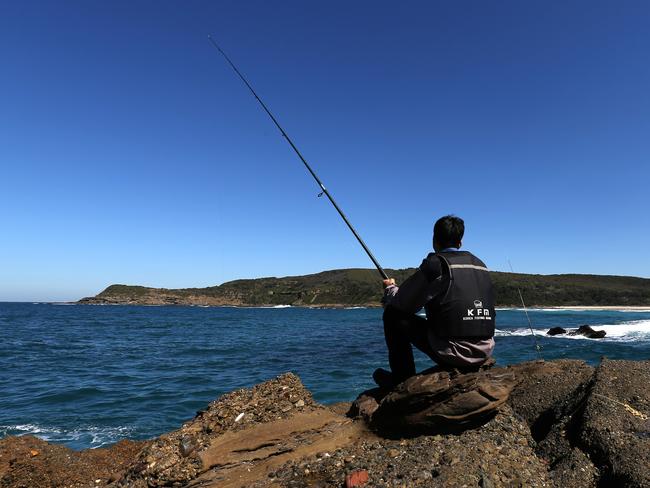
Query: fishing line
508 260 544 360
207 35 388 280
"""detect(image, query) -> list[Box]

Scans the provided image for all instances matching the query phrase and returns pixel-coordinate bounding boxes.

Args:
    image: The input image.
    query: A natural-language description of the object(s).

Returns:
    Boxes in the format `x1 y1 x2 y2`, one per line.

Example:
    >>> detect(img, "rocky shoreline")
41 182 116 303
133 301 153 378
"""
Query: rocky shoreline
1 358 649 487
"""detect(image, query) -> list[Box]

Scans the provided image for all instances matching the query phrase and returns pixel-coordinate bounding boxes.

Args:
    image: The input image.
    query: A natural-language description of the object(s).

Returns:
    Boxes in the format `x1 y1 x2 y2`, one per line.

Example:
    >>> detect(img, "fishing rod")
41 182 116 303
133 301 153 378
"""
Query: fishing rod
508 260 543 360
207 35 388 280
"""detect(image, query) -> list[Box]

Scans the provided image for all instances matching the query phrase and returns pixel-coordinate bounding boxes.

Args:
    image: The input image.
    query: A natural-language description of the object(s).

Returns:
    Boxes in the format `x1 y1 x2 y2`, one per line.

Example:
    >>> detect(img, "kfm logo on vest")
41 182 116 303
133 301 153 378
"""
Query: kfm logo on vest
462 299 491 321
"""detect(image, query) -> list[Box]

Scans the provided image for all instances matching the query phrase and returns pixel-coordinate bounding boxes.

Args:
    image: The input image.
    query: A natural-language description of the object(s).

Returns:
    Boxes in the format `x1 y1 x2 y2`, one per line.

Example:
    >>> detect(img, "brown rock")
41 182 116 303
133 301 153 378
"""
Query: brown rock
113 372 329 487
345 469 369 487
0 436 145 488
347 387 386 421
270 404 552 487
370 367 516 437
328 401 352 416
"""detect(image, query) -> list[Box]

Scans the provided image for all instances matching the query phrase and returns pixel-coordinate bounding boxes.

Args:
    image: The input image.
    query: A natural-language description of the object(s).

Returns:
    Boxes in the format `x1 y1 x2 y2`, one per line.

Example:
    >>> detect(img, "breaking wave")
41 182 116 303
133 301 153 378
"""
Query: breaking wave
0 423 135 449
495 319 650 342
499 307 650 313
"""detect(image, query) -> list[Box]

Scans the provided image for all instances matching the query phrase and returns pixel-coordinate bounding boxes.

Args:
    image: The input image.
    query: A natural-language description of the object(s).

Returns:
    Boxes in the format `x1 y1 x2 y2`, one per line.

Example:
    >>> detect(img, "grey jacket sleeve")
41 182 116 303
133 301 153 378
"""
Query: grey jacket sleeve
382 254 443 314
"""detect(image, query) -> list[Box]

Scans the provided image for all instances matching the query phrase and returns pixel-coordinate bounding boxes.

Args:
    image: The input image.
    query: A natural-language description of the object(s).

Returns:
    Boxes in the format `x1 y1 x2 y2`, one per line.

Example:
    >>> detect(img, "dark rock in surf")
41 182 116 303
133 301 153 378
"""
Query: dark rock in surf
547 326 568 336
569 325 607 339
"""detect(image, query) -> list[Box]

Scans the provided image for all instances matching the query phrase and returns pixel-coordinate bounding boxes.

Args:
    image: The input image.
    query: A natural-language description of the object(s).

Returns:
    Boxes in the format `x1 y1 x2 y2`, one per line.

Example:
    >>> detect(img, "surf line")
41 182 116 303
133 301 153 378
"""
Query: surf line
207 35 388 280
508 260 544 360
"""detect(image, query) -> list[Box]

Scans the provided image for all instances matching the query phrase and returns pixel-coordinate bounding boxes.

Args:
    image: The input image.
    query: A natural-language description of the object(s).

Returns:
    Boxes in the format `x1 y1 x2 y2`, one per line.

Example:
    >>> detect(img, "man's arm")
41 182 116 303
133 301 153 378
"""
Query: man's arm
381 254 443 314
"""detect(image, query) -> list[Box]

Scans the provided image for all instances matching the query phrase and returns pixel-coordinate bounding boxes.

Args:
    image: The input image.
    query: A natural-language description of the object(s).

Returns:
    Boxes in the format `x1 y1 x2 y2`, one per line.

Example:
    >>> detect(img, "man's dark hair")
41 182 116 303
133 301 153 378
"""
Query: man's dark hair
434 215 464 249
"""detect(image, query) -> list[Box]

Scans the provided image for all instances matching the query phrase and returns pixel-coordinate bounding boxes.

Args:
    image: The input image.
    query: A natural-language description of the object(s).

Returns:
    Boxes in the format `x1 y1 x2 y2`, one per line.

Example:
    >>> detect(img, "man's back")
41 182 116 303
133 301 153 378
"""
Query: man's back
386 249 496 369
376 214 496 386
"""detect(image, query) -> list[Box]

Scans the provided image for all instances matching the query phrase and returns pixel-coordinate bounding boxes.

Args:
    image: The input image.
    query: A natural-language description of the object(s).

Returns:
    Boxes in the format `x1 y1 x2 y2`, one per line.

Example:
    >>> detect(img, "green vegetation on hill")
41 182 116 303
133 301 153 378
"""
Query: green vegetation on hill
80 268 650 307
491 272 650 306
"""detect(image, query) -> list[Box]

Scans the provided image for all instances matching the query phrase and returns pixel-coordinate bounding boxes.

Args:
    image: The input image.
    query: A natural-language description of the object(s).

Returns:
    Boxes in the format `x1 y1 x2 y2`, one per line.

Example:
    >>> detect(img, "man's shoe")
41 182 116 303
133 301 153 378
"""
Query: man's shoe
373 368 397 389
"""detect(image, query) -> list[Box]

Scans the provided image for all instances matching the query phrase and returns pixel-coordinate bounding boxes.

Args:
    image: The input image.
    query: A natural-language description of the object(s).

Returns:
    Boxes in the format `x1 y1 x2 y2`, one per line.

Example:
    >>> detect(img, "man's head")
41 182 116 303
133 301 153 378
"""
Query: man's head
433 215 464 252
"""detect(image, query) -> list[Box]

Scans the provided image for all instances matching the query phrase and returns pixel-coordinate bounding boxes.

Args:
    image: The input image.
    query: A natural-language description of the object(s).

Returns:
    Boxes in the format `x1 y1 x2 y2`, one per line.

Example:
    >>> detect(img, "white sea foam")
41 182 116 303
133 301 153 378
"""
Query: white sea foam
501 307 650 312
496 308 571 312
235 304 293 309
594 320 650 338
0 423 134 448
503 308 588 312
496 319 650 342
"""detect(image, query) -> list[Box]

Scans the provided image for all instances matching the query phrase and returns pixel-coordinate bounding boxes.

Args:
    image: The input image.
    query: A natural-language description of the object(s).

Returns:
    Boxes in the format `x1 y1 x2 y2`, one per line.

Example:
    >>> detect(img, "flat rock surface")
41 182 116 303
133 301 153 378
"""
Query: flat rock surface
267 404 551 487
189 410 371 487
579 359 650 487
507 359 594 432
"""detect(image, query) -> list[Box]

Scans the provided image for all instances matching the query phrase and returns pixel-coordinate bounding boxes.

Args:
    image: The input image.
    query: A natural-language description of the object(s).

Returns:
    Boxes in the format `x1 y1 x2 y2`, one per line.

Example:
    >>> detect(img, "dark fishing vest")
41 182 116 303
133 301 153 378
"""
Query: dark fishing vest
423 251 496 339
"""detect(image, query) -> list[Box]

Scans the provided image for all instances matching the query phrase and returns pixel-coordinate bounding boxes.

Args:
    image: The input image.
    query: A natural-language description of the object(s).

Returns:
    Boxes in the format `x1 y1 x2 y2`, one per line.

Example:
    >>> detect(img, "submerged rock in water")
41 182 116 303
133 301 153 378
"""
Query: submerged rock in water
569 324 607 338
547 326 567 335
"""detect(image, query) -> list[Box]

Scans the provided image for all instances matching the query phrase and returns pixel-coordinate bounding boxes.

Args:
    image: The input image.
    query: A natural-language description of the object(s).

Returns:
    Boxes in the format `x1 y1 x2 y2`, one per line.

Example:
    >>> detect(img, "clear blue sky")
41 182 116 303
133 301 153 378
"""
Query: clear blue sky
1 1 649 301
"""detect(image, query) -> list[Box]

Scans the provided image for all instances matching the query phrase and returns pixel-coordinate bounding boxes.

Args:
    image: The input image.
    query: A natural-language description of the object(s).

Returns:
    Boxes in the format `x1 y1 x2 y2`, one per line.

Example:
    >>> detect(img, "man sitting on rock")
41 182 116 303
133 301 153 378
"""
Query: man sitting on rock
375 215 496 388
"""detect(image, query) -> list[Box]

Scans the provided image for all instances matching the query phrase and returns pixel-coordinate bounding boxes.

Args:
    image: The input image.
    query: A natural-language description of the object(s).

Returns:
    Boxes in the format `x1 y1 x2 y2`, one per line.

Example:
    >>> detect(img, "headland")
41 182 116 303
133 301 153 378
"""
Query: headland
78 268 650 308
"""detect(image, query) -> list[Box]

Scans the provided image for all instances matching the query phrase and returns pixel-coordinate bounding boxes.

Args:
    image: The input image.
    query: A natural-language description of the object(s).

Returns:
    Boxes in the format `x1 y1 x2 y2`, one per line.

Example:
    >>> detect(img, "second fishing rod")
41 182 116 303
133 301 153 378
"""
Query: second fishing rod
207 35 388 281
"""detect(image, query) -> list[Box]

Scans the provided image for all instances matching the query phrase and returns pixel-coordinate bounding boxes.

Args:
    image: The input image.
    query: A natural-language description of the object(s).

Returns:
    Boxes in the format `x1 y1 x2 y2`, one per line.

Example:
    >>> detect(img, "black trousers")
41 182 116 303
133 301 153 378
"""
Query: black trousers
382 305 439 383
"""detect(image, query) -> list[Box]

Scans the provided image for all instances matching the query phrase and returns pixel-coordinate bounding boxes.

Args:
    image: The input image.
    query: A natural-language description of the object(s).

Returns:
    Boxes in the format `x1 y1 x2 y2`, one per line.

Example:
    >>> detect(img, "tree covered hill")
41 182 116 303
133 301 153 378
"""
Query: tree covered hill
78 268 650 307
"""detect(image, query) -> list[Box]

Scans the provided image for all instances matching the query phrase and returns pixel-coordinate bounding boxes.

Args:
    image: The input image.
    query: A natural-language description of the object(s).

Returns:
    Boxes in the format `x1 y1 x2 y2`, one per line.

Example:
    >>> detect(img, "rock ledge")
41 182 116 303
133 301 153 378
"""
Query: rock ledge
1 359 649 487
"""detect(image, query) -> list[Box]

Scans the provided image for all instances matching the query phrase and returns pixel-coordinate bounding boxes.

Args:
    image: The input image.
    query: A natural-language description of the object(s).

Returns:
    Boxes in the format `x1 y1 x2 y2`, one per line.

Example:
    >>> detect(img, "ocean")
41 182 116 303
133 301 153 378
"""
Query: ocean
1 302 649 450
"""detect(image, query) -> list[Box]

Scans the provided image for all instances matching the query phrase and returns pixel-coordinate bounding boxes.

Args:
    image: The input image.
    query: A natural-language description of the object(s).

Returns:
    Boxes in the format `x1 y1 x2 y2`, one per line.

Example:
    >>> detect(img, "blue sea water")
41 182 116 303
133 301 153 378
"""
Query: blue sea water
1 302 649 450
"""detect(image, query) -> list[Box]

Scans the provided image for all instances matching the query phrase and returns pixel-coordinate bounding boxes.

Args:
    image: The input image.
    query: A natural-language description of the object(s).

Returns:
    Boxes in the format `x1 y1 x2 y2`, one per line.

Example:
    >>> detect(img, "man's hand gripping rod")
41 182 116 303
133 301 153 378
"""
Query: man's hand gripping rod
208 35 388 280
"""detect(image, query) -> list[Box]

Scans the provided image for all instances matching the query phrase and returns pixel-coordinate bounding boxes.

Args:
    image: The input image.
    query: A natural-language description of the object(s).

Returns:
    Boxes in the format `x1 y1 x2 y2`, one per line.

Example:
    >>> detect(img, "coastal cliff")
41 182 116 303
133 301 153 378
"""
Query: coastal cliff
1 358 649 487
78 269 650 307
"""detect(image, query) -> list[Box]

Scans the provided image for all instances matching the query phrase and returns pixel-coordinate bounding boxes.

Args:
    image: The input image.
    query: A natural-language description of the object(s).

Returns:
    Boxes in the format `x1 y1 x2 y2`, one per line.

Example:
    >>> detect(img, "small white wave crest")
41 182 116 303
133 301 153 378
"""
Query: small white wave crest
0 423 134 448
